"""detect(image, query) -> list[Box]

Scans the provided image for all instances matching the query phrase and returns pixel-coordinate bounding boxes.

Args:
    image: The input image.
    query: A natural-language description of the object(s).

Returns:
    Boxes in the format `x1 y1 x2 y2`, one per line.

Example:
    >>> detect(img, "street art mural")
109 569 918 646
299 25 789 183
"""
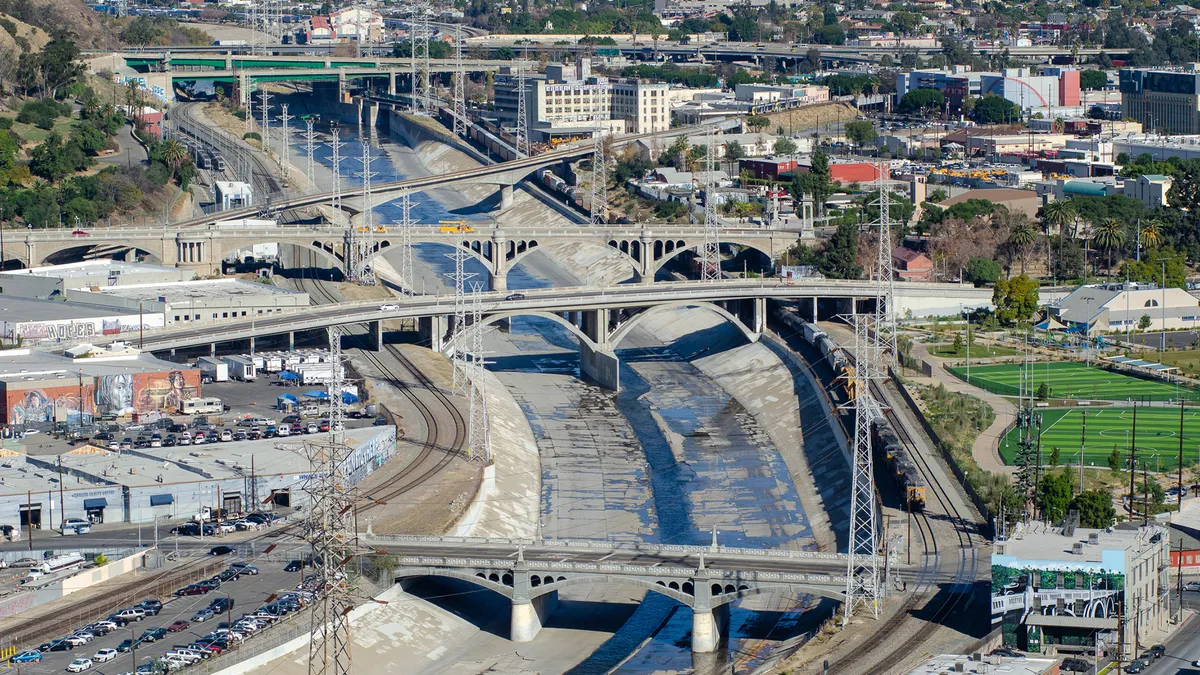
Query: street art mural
96 373 135 412
992 562 1125 651
4 384 95 425
133 370 200 413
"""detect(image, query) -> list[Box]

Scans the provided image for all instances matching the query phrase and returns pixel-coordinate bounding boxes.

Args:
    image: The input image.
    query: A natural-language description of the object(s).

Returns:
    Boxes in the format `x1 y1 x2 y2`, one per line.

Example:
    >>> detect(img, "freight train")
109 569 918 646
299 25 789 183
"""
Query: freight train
539 169 583 202
774 306 925 511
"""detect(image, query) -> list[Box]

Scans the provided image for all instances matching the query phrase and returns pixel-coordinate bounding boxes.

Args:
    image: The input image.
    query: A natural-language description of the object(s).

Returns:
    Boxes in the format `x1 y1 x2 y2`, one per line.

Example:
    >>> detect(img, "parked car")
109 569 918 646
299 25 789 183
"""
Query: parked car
1186 581 1200 592
61 518 91 535
192 608 215 622
168 620 190 632
116 639 135 652
138 599 163 616
66 657 93 672
41 640 74 653
230 563 258 575
93 648 118 662
1061 657 1089 672
115 608 145 622
208 545 236 556
208 597 234 614
176 585 208 596
285 560 303 572
1124 659 1148 673
10 650 42 663
139 627 167 642
1146 645 1166 659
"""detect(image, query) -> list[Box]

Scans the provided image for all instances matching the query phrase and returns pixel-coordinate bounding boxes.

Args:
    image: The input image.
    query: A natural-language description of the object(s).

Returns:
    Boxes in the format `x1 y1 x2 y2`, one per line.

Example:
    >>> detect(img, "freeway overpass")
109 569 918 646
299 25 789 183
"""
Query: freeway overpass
96 278 990 388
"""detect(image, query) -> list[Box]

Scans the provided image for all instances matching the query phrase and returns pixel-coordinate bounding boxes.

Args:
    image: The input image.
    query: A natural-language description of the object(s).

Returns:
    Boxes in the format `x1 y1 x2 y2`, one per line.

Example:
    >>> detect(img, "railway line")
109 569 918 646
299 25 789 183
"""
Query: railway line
286 248 467 518
771 309 983 674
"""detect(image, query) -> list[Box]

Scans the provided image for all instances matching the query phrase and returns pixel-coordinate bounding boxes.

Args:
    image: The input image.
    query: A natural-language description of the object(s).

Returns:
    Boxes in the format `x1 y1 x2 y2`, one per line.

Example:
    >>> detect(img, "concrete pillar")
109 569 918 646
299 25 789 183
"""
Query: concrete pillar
387 71 397 96
357 98 364 127
368 320 383 351
287 332 295 351
812 298 818 323
639 234 655 283
491 231 508 292
368 102 379 130
248 337 255 353
510 592 558 642
419 315 448 352
691 605 730 653
209 343 216 357
752 297 767 335
499 184 514 210
580 342 620 390
225 55 233 71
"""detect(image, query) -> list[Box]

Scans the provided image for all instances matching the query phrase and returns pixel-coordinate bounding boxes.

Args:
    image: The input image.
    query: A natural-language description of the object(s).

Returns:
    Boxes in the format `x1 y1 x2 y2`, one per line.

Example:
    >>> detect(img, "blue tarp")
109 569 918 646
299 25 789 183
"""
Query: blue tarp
278 393 298 402
341 392 359 404
305 390 330 399
279 371 299 381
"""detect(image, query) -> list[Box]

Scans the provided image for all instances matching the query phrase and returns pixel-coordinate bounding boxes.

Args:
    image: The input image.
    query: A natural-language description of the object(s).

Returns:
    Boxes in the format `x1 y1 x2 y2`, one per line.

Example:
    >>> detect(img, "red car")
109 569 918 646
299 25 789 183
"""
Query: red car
168 621 190 632
71 229 90 237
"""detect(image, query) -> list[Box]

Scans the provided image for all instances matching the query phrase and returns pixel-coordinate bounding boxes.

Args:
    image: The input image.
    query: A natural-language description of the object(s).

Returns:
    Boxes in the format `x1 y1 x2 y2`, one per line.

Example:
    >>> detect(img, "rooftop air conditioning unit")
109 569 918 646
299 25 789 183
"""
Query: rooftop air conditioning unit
1073 542 1085 554
1089 533 1100 545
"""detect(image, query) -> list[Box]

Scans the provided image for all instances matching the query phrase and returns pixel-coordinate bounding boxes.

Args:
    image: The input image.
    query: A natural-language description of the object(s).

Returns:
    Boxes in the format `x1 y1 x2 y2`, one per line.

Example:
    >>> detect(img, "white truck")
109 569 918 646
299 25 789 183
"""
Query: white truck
223 355 257 382
198 357 229 383
26 552 85 580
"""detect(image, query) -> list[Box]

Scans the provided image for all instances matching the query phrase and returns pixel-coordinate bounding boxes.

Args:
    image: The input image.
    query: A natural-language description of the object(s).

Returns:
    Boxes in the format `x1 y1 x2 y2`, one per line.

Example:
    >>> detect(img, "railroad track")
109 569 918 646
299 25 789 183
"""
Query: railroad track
286 249 467 515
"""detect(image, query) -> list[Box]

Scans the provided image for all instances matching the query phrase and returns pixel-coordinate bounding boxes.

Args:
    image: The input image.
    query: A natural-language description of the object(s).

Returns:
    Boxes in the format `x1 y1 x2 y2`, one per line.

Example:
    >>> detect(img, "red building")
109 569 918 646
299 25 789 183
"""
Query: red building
828 162 881 185
892 246 934 281
739 157 799 181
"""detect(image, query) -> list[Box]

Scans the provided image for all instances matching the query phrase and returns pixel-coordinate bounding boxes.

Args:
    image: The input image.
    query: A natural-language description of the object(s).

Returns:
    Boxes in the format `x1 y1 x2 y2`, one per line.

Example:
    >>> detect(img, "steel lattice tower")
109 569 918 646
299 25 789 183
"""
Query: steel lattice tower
303 328 359 675
700 129 721 281
279 104 292 182
844 313 882 621
351 140 378 286
328 126 345 217
240 72 252 136
873 158 897 365
589 131 607 224
515 57 530 158
467 281 492 463
305 117 316 192
445 247 476 396
398 189 416 295
452 24 468 137
258 87 272 156
409 6 431 114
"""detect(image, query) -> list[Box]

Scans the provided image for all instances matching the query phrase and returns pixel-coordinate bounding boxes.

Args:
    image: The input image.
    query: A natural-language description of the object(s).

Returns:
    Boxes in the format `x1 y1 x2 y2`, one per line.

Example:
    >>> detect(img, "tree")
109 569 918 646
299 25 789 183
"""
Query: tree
1091 217 1125 271
845 121 877 149
773 137 797 155
724 140 745 174
1036 382 1049 400
897 88 945 115
812 23 845 45
33 31 83 99
1108 448 1123 472
1049 446 1061 467
1007 221 1037 275
1080 69 1108 90
928 188 947 203
1070 490 1117 528
819 221 863 279
746 115 770 131
1139 219 1161 251
952 331 963 354
964 257 1001 286
970 95 1022 125
992 274 1039 325
1139 313 1152 331
1038 472 1074 523
1040 199 1075 237
120 17 165 49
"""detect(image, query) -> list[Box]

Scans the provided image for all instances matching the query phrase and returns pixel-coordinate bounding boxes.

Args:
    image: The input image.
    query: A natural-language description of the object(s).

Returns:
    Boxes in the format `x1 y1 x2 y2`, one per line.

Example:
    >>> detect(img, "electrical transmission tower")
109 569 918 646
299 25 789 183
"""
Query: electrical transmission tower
305 117 316 192
397 189 416 295
350 141 378 286
328 126 345 218
466 282 492 463
241 72 252 137
589 131 607 224
279 104 292 182
1014 342 1039 521
843 312 882 621
302 327 366 675
700 128 721 281
452 24 468 137
444 247 476 396
873 158 897 363
408 5 431 114
515 56 530 158
258 87 272 157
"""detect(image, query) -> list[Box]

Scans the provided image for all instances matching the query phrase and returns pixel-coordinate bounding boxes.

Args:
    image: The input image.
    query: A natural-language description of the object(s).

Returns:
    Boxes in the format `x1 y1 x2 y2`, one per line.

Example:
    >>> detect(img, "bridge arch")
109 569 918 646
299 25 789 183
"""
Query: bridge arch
360 238 491 278
526 574 697 606
507 239 641 280
708 583 847 609
608 300 760 348
392 567 515 599
651 239 776 276
38 243 165 267
442 310 602 353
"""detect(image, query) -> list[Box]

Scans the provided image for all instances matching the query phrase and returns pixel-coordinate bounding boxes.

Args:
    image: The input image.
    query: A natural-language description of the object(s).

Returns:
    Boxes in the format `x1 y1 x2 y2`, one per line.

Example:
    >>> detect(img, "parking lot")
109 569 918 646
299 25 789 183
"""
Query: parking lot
5 553 314 674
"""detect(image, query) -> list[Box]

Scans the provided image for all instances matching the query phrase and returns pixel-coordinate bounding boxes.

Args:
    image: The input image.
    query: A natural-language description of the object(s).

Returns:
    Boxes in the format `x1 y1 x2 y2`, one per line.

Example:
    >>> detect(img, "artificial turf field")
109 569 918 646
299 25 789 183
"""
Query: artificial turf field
949 361 1200 402
997 405 1200 470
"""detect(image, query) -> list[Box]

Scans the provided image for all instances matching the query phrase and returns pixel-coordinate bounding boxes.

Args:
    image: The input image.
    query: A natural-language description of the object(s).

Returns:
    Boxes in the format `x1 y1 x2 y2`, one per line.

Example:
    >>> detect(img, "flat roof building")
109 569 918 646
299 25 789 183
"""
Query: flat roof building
1120 67 1200 135
904 653 1059 675
0 261 193 300
69 279 309 327
1048 282 1200 335
0 295 165 346
992 521 1171 658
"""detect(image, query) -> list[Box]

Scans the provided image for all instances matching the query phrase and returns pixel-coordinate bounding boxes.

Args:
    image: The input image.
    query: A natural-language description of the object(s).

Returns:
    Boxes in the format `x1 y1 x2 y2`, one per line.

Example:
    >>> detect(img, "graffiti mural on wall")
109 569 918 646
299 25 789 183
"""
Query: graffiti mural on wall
96 374 135 412
992 562 1125 650
133 370 200 412
6 385 96 425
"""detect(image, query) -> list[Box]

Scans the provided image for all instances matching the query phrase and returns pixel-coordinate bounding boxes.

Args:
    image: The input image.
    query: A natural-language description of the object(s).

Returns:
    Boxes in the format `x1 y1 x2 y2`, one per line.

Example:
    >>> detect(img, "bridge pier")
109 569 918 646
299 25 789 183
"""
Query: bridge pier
491 230 508 292
419 315 448 352
368 320 383 351
510 592 558 642
579 309 619 390
499 185 514 211
287 332 295 351
691 604 730 654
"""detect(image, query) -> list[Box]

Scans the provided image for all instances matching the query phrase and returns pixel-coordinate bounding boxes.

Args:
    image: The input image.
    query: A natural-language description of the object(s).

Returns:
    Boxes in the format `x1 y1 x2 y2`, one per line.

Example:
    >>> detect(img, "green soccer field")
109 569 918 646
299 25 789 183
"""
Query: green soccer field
948 361 1200 402
998 406 1200 470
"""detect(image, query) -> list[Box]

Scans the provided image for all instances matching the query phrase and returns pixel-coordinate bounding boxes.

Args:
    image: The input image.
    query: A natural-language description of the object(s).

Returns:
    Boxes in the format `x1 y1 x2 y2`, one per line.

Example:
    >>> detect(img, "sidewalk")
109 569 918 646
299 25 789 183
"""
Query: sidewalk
911 341 1017 476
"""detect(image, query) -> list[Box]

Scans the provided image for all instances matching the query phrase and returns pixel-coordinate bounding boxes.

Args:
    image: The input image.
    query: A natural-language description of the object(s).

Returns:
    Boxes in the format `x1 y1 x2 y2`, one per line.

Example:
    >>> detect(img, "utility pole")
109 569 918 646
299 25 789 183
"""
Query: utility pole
305 116 316 193
515 54 530 158
843 311 882 621
351 140 378 285
873 155 897 364
328 125 345 220
1179 398 1185 511
466 281 492 463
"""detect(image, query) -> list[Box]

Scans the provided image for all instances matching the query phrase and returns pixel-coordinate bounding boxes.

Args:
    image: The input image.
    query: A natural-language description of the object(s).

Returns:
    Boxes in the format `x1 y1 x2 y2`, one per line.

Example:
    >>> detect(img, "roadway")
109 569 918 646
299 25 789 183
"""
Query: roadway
87 278 983 351
1144 605 1200 675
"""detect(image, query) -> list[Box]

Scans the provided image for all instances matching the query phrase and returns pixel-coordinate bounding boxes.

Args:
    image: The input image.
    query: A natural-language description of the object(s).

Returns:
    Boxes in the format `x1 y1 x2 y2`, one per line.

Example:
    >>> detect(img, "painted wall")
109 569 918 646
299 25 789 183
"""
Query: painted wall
5 314 165 344
132 370 201 413
2 383 95 425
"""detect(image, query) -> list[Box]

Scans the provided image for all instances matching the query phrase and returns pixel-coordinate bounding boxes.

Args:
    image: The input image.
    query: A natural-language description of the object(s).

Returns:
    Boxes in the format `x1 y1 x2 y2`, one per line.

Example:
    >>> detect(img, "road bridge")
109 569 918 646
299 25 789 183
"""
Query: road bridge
369 535 902 651
7 224 795 290
82 279 991 388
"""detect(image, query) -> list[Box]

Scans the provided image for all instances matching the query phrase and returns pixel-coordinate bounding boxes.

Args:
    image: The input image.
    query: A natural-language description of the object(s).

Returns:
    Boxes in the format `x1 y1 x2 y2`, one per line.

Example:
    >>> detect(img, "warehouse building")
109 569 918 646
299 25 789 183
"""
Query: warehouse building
1049 282 1200 335
991 522 1171 659
0 425 397 527
0 295 164 346
0 260 193 300
70 279 309 327
0 346 201 424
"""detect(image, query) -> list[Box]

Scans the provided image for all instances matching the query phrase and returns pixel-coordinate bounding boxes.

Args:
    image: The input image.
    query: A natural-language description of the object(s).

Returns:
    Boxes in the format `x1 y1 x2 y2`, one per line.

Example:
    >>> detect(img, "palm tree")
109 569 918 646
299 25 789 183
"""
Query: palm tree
1138 220 1161 257
1008 222 1037 275
1091 218 1125 273
161 139 187 174
1041 199 1075 279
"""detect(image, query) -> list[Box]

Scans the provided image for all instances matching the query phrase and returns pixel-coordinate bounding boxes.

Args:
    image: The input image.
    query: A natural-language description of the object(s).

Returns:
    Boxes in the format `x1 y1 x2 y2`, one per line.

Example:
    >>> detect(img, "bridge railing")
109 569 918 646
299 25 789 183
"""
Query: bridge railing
395 555 849 583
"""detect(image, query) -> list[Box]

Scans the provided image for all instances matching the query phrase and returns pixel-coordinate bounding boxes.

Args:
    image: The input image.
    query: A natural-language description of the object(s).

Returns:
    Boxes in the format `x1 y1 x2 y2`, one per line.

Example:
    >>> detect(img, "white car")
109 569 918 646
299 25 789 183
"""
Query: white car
164 651 200 664
93 649 118 662
380 304 398 311
66 658 93 672
219 429 233 442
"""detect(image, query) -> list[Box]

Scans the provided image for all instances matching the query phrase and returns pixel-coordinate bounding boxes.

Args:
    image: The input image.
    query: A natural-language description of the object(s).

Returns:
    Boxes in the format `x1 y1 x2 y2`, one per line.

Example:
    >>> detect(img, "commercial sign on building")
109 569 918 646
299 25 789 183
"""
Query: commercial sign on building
5 315 165 344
